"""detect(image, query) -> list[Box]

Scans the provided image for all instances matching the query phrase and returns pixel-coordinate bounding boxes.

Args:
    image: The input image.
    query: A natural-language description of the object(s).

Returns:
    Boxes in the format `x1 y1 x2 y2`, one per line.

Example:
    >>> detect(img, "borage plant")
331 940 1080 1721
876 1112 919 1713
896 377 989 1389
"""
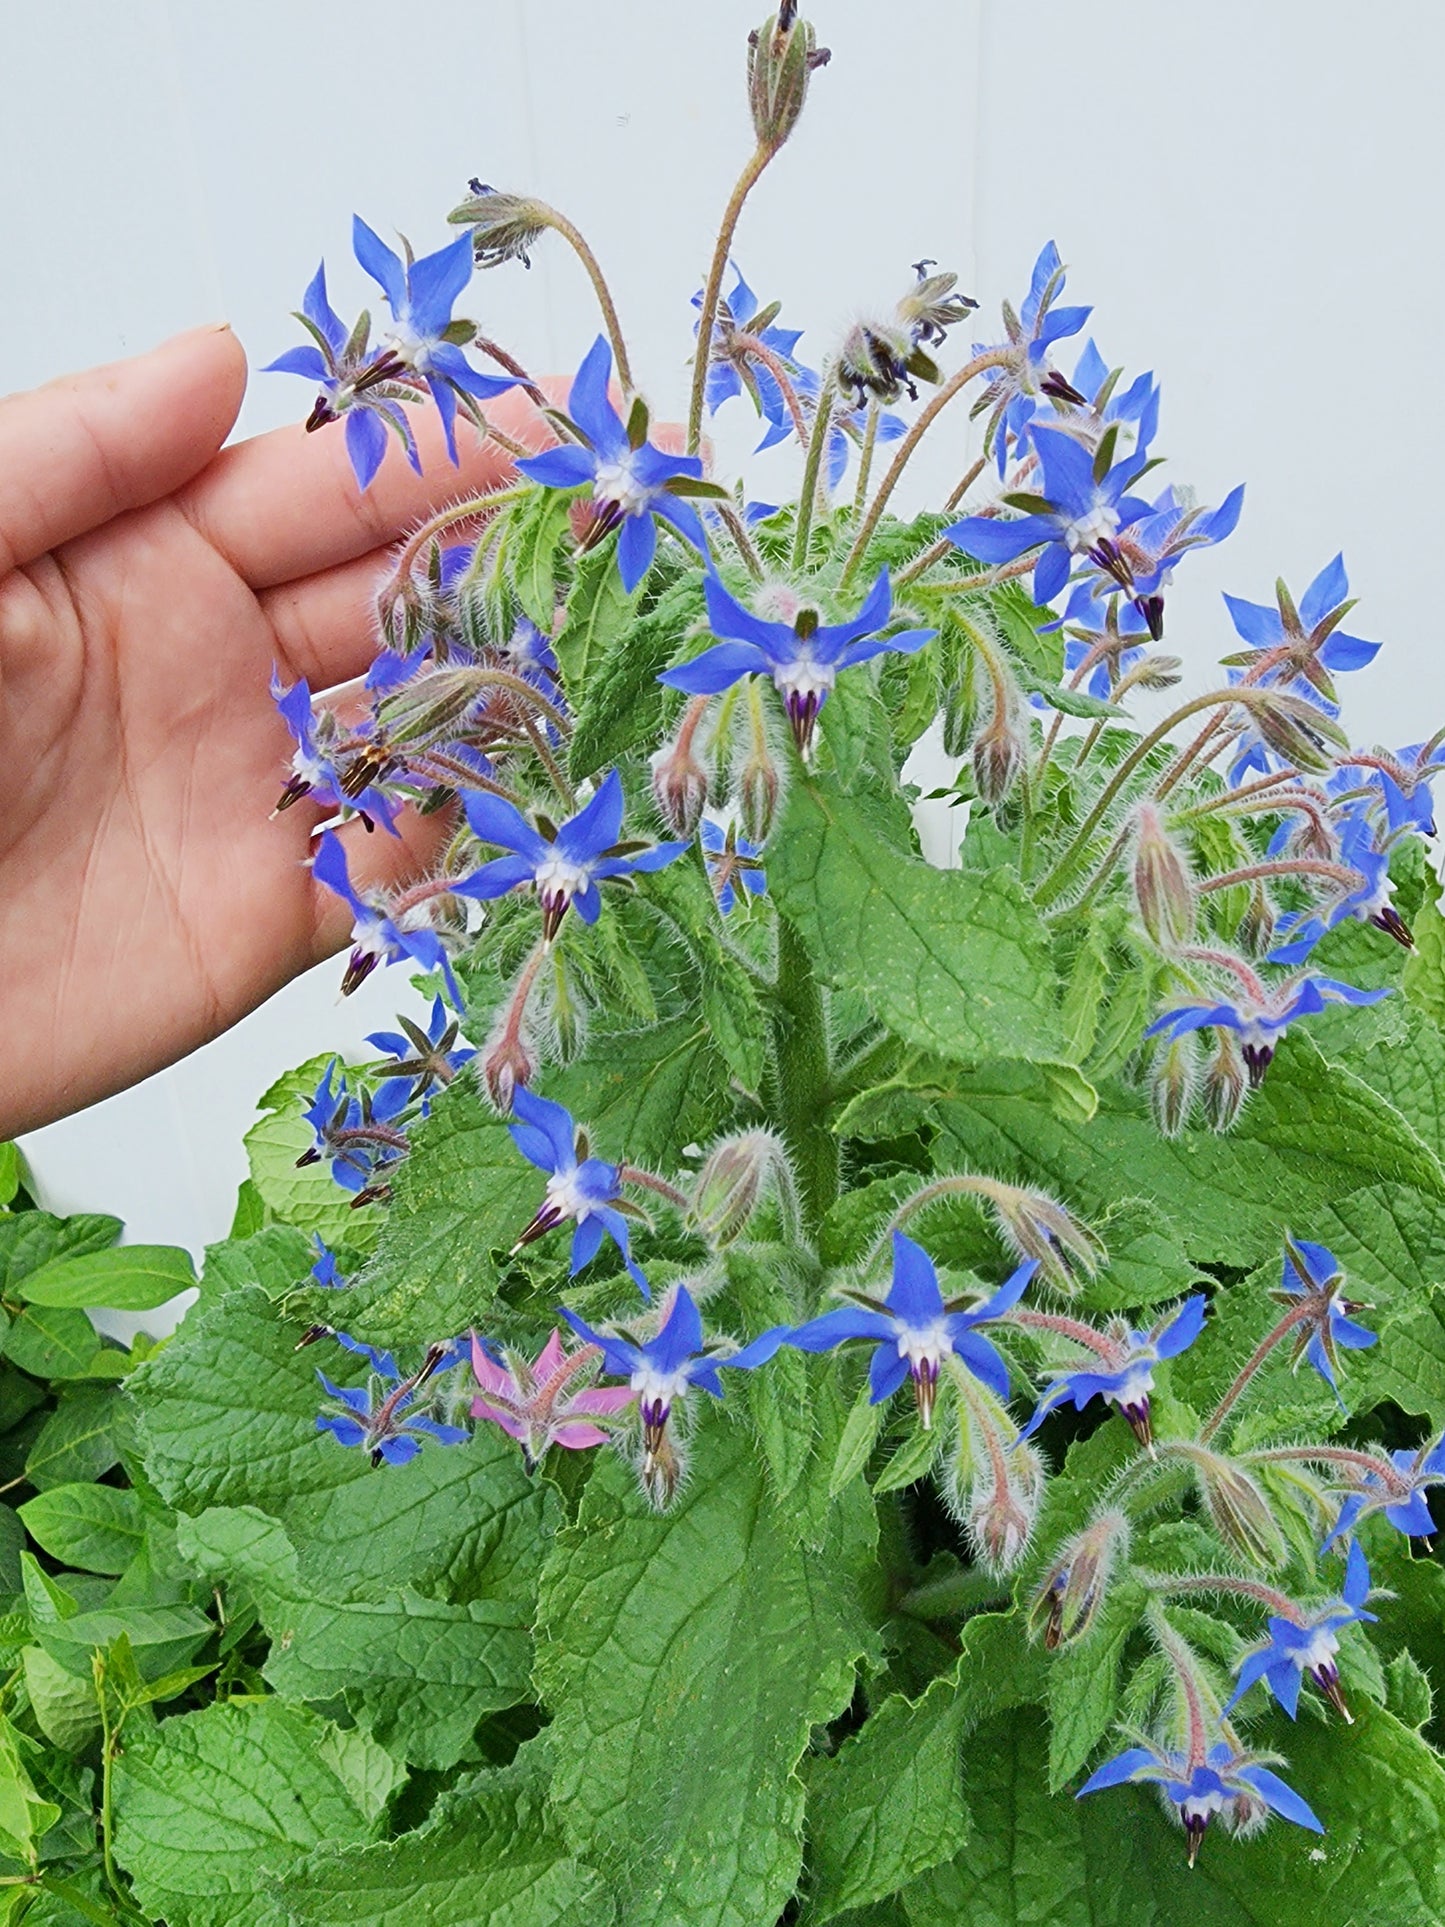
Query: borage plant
15 8 1445 1925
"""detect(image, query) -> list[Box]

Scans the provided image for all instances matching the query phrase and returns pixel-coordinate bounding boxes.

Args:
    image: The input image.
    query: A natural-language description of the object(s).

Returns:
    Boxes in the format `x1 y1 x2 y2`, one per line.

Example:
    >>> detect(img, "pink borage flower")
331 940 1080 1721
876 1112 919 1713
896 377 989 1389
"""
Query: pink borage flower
470 1330 634 1470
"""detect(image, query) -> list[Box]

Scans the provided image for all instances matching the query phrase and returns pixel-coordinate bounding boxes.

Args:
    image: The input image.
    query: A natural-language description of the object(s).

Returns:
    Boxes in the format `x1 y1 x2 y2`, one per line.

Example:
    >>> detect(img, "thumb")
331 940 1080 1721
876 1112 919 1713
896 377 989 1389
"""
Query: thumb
0 324 248 576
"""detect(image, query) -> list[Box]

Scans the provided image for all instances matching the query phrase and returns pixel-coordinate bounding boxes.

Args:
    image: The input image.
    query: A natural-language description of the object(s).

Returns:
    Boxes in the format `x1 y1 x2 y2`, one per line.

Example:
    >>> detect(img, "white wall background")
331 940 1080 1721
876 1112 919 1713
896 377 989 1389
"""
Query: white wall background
7 0 1445 1265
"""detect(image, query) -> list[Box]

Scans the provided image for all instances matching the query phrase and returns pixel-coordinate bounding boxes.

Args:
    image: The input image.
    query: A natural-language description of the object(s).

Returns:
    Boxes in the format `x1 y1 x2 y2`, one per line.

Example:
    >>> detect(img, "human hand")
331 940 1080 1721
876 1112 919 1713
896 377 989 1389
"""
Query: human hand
0 325 545 1136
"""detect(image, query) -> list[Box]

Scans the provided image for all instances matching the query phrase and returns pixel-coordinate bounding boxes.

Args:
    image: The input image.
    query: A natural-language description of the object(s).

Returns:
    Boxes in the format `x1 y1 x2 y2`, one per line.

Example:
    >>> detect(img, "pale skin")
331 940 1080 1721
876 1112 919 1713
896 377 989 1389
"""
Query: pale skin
0 324 556 1138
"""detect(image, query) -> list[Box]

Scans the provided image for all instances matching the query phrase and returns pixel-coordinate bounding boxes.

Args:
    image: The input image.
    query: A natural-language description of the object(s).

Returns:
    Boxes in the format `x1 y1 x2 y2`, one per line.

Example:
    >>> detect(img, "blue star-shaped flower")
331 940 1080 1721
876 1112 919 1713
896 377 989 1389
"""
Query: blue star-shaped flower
270 670 400 832
1145 972 1388 1087
1322 1434 1445 1550
1266 814 1411 964
971 241 1093 474
658 569 934 753
264 261 423 491
298 1059 411 1199
944 422 1154 609
700 819 766 914
311 830 464 1002
352 217 519 465
1069 481 1244 641
316 1341 468 1468
785 1231 1036 1428
1225 1540 1377 1722
1019 1294 1205 1447
457 767 687 941
1331 743 1445 841
310 1237 348 1290
1221 553 1379 731
693 266 805 450
518 338 709 593
561 1282 786 1461
508 1085 648 1294
1271 1235 1376 1401
1078 1738 1322 1866
367 996 476 1103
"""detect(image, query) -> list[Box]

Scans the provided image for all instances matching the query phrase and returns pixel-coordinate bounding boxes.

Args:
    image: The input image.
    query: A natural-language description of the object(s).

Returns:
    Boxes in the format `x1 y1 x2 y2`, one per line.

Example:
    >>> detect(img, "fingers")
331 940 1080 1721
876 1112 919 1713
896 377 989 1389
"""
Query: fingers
0 326 247 577
183 383 560 593
260 551 386 689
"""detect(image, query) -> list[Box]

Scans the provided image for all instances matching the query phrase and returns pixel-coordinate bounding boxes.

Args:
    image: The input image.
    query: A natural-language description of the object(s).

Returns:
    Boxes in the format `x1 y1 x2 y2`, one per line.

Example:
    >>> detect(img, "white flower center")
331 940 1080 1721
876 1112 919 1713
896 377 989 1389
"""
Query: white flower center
1109 1362 1156 1411
383 321 434 375
774 657 837 704
896 1319 952 1373
350 913 393 964
534 853 592 905
544 1168 592 1224
631 1365 690 1413
1064 502 1120 554
1295 1626 1340 1674
593 453 652 519
1181 1790 1226 1822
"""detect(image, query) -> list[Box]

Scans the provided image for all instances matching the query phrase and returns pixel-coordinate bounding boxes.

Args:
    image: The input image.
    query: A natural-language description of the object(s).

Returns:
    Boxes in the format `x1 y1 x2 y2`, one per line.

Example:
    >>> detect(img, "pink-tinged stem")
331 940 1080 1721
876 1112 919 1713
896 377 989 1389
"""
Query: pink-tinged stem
1199 1302 1313 1444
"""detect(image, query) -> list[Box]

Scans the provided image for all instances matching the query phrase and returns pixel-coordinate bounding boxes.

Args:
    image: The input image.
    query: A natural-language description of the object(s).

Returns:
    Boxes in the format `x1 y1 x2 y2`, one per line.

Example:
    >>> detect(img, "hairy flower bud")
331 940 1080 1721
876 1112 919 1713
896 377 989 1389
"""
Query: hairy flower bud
1149 1032 1197 1138
1241 690 1349 773
688 1130 791 1247
650 732 711 837
835 316 937 410
1129 652 1184 693
972 713 1024 805
1236 880 1276 956
747 8 830 152
964 1434 1044 1576
447 183 551 268
1131 803 1195 948
1189 1448 1286 1568
895 263 977 349
1200 1030 1249 1133
1029 1509 1130 1649
983 1180 1104 1293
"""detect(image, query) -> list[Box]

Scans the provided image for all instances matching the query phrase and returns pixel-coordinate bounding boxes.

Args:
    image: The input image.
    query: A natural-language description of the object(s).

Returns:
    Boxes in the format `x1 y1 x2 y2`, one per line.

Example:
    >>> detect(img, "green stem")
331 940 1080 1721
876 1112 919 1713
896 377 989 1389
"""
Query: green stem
852 403 880 517
687 142 776 454
896 1567 1009 1620
791 384 836 568
1033 689 1242 910
537 206 633 389
769 914 838 1234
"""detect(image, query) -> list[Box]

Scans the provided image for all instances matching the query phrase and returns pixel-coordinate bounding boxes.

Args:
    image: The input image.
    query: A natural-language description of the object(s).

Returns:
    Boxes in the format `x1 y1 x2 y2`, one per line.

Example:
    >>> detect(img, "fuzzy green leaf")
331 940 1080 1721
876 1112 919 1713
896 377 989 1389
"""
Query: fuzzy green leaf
112 1698 377 1927
509 485 574 631
768 774 1063 1067
570 575 704 779
546 1013 731 1171
553 542 638 691
19 1484 143 1575
536 1417 877 1927
277 1759 610 1925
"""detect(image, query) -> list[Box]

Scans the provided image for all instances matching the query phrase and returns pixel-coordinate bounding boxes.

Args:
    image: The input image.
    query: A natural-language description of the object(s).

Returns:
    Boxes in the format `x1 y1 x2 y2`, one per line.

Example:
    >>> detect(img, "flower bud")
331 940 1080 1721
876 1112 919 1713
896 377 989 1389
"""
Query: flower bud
447 183 551 269
747 8 830 152
964 1435 1044 1576
1028 1509 1130 1649
688 1130 790 1247
1199 1031 1249 1133
639 1423 686 1511
1148 1033 1197 1138
482 1031 535 1113
650 733 710 838
835 317 936 410
1131 803 1194 948
1190 1448 1286 1568
1242 690 1348 773
1129 652 1184 692
895 264 977 349
984 1180 1104 1293
972 713 1024 805
1236 881 1276 956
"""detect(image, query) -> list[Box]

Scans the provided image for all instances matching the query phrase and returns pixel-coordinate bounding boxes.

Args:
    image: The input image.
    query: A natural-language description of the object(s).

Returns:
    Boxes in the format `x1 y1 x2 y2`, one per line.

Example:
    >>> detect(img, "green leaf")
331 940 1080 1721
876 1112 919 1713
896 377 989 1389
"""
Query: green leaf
277 1758 610 1925
15 1244 195 1310
508 485 574 631
553 541 638 691
0 1711 61 1866
341 1088 540 1348
570 575 704 779
768 774 1063 1067
906 1700 1445 1925
129 1286 369 1513
831 1379 884 1496
803 1672 969 1921
1352 1287 1445 1430
243 1057 380 1249
23 1388 125 1491
0 1214 121 1294
199 1226 314 1305
112 1698 377 1927
22 1553 210 1682
2 1307 100 1380
639 860 767 1091
536 1417 877 1927
20 1645 100 1754
934 1037 1445 1274
1403 864 1445 1026
0 1147 18 1210
19 1484 142 1574
1044 1578 1146 1792
546 1013 730 1171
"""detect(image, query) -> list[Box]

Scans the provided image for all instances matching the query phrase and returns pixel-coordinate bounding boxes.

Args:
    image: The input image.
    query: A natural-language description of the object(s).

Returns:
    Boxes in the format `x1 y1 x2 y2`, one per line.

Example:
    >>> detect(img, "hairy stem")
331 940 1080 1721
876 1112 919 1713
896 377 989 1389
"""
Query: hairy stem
537 205 633 389
791 383 836 568
687 142 776 454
